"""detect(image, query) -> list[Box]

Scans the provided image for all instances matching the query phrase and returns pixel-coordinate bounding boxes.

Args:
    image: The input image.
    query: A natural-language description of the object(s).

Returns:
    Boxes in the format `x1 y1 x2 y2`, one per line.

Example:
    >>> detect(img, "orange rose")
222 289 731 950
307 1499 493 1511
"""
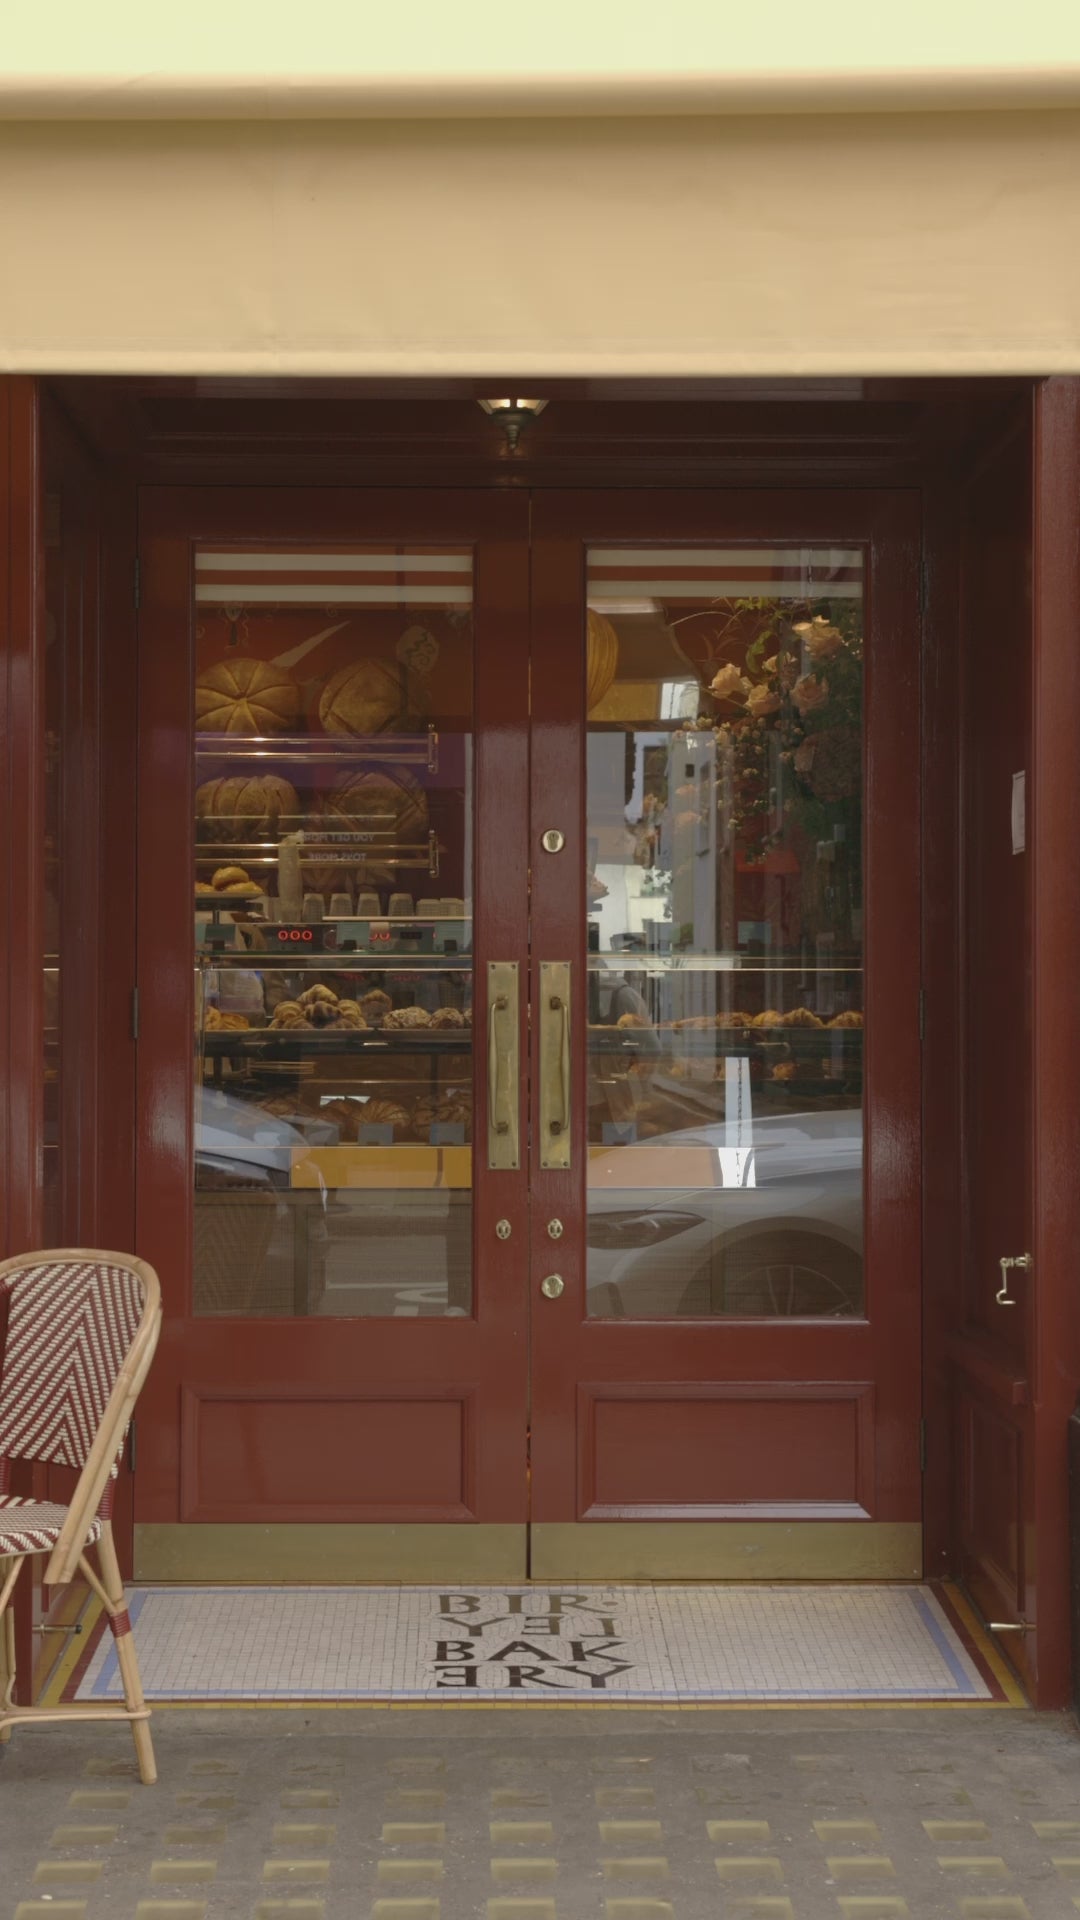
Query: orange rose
795 616 844 662
710 663 750 702
792 674 830 715
746 684 781 718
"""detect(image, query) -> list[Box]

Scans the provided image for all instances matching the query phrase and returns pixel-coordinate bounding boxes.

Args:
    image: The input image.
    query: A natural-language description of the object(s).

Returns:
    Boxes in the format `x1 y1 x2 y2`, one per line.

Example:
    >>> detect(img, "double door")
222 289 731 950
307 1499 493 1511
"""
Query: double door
133 486 922 1583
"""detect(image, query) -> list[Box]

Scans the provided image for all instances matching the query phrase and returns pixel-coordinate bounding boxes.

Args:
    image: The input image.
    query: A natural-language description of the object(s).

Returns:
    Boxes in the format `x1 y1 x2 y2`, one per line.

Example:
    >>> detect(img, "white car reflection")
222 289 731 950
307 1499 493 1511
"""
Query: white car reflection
196 1088 336 1191
587 1107 863 1319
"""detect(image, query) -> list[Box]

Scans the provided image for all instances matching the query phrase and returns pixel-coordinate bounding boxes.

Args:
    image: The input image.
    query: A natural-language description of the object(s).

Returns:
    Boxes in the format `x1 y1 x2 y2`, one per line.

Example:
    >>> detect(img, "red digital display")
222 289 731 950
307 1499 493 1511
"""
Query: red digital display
277 928 315 943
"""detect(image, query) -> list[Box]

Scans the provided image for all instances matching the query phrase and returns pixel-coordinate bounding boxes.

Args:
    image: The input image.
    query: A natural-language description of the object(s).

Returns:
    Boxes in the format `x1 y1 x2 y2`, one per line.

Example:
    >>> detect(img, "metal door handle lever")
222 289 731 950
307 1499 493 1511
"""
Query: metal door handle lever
996 1252 1032 1306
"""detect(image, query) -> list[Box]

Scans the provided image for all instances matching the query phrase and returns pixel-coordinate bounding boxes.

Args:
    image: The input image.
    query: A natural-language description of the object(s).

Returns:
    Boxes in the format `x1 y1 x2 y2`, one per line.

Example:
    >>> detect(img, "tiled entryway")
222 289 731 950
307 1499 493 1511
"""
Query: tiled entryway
70 1585 1001 1705
1 1704 1077 1919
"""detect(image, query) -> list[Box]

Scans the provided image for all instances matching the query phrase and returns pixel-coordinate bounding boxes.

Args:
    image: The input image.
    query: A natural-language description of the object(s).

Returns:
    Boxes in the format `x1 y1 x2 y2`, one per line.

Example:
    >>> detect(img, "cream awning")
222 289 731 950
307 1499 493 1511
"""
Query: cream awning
2 5 1079 376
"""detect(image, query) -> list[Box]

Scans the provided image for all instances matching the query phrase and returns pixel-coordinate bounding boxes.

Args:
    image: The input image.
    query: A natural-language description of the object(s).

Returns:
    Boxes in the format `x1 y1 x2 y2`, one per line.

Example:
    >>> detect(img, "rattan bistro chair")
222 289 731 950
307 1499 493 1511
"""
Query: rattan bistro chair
0 1250 162 1783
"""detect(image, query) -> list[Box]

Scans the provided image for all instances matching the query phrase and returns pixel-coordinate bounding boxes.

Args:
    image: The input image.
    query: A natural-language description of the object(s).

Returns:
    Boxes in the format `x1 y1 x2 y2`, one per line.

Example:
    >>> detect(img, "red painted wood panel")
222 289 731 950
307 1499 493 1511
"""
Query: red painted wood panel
0 377 43 1701
583 1384 873 1514
947 408 1038 1694
1030 377 1080 1705
181 1388 471 1519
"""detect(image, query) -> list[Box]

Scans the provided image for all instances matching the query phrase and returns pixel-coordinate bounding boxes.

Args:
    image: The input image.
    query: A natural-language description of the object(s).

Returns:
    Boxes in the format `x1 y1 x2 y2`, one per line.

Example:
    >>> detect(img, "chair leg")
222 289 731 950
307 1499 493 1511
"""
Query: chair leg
0 1556 24 1743
93 1528 156 1786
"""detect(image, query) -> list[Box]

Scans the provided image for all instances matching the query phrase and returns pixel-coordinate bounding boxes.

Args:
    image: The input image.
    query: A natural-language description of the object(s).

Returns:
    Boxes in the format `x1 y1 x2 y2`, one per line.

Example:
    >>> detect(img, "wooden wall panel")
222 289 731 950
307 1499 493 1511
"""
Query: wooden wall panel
957 1387 1024 1626
581 1383 874 1518
180 1388 472 1521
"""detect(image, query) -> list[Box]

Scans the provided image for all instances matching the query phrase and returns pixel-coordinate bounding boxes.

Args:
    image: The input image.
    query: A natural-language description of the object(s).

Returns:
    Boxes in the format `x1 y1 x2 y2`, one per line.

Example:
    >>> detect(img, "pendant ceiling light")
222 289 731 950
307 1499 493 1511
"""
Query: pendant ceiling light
477 396 549 451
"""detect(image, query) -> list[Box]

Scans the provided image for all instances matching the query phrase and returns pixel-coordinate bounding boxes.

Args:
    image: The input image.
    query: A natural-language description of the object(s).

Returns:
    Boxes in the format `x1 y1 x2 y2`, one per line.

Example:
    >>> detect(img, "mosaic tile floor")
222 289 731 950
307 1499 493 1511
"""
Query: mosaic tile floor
1 1703 1076 1919
71 1584 999 1704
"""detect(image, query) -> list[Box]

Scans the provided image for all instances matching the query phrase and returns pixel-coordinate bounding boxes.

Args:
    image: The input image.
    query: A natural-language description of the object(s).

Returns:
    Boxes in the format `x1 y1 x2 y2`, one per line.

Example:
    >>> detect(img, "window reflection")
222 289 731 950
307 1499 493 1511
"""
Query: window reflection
586 548 865 1320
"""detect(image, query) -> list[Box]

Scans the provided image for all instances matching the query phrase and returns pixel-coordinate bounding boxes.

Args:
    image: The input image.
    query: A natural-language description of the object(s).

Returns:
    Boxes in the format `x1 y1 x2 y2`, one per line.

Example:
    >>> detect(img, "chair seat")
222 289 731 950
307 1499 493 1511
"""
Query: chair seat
0 1493 101 1557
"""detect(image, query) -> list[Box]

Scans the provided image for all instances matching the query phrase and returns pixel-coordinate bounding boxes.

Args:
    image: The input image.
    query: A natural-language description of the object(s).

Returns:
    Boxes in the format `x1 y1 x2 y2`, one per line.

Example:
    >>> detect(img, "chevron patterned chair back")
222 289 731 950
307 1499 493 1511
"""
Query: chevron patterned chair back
0 1249 162 1783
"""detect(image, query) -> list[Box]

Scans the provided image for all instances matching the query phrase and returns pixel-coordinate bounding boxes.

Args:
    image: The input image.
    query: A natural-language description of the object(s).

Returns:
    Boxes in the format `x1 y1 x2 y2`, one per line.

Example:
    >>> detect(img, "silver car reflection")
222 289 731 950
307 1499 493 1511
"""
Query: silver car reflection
586 1107 863 1318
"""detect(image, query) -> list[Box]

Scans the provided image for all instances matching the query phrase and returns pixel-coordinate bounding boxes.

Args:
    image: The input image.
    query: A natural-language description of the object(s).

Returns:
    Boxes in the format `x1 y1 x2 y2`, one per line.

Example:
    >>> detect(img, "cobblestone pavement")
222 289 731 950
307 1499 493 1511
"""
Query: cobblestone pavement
1 1705 1079 1919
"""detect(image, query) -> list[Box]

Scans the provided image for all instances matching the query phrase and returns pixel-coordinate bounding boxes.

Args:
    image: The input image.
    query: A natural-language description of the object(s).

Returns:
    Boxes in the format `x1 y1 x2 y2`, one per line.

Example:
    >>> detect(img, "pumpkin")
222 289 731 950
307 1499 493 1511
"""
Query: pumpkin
195 657 301 735
309 767 429 893
319 658 409 736
587 609 619 712
196 775 301 843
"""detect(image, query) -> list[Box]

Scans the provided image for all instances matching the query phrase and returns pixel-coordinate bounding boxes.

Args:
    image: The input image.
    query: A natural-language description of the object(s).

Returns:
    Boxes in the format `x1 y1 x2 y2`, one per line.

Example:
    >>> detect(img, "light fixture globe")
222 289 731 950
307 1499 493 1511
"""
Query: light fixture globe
477 396 549 451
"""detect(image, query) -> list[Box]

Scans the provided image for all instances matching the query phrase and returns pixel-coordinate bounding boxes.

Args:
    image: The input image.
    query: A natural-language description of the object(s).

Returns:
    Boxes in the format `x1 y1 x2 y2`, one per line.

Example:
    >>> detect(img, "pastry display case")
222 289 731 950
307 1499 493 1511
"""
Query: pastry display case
191 545 476 1319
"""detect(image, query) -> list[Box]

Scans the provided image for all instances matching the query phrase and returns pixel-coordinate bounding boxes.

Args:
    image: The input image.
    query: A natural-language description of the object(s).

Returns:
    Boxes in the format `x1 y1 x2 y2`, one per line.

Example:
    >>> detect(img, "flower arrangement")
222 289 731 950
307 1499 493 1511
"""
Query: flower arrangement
675 597 864 859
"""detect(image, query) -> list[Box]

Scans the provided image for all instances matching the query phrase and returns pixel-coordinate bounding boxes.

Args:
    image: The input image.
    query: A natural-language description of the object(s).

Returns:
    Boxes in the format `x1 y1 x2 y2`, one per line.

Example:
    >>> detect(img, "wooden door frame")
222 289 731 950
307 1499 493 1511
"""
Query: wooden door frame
9 374 1079 1702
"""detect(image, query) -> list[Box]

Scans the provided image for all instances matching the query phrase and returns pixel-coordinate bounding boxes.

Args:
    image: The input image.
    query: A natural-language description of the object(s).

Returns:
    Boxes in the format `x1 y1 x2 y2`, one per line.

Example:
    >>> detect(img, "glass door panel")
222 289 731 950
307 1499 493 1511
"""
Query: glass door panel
585 547 865 1320
192 546 475 1319
529 491 922 1581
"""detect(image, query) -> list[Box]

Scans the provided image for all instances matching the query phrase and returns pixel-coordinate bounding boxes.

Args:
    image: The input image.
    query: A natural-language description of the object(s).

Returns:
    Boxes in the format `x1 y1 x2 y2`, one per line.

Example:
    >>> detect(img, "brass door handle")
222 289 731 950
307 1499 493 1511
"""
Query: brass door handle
540 961 571 1170
487 962 519 1170
996 1252 1032 1306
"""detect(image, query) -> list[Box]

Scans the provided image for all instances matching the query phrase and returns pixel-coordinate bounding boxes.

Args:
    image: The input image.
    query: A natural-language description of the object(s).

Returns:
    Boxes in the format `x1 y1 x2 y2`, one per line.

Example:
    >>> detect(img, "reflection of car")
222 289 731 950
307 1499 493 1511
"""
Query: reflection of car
586 1107 862 1318
195 1088 333 1191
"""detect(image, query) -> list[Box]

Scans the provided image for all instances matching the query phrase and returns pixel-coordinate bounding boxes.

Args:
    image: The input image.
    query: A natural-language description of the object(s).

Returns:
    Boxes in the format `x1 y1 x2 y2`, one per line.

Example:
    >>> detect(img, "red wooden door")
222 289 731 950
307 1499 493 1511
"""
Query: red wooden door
133 481 924 1585
133 488 532 1582
528 492 924 1580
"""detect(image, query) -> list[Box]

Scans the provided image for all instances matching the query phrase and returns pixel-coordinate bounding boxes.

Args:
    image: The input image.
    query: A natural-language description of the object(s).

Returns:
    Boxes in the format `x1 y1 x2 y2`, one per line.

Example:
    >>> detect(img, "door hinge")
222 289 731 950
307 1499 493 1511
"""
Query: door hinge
919 1417 927 1473
918 988 925 1042
133 554 141 610
128 1418 137 1476
131 986 140 1041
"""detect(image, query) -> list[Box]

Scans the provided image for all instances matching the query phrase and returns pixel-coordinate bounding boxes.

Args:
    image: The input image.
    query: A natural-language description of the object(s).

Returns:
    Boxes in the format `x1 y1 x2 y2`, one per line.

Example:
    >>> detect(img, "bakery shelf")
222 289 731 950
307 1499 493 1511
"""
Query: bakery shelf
586 1027 861 1054
201 1029 473 1059
195 726 440 771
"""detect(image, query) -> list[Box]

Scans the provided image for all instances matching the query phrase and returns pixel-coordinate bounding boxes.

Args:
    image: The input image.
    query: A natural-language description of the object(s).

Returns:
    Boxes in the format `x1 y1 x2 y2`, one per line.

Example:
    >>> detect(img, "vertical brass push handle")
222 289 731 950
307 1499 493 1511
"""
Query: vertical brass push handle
487 962 519 1170
540 961 572 1170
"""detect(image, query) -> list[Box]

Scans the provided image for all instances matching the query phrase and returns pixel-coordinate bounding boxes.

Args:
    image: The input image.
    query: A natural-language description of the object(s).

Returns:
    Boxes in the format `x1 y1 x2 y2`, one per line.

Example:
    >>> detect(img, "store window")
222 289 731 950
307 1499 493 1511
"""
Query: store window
585 547 865 1318
193 546 474 1317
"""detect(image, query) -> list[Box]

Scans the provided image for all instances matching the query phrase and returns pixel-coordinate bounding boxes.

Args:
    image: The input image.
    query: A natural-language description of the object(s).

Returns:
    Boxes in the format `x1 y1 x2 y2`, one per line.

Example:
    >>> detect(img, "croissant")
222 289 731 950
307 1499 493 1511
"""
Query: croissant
359 1100 409 1130
430 1006 466 1029
212 866 250 890
717 1011 752 1029
217 1012 250 1031
752 1009 783 1028
829 1010 864 1028
298 984 338 1007
322 1098 359 1140
617 1012 651 1030
271 1010 313 1030
783 1007 824 1029
203 1006 223 1031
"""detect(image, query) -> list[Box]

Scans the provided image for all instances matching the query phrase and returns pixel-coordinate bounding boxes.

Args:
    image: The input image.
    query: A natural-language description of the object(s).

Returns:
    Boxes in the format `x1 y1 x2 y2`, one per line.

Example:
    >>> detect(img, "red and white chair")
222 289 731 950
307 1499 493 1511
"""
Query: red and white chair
0 1251 162 1783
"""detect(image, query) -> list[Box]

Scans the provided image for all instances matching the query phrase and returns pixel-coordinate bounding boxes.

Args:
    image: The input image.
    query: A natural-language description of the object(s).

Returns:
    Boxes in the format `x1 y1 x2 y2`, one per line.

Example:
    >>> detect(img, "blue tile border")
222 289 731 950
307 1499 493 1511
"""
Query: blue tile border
78 1582 992 1705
